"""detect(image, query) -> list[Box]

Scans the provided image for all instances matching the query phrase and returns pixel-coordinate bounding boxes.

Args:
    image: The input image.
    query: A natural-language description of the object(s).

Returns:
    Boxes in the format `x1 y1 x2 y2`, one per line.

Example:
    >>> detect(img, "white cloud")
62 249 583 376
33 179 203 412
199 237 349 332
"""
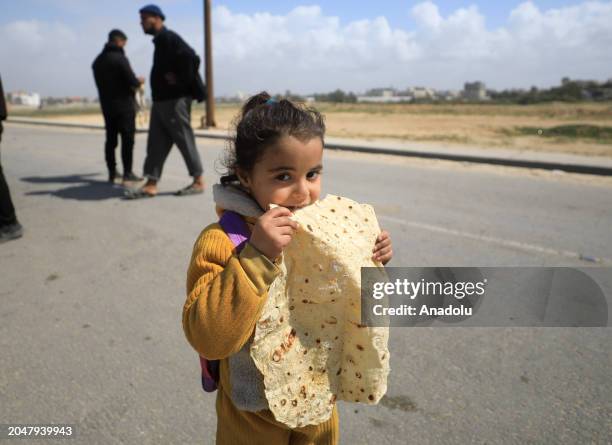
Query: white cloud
211 1 612 95
1 1 611 97
411 1 442 30
0 15 155 98
212 5 420 93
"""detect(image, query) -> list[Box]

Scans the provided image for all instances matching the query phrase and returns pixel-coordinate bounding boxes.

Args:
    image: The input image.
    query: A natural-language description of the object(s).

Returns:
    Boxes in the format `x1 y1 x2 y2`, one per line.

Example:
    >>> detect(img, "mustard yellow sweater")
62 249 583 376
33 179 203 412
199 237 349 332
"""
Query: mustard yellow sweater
183 189 339 443
183 212 281 398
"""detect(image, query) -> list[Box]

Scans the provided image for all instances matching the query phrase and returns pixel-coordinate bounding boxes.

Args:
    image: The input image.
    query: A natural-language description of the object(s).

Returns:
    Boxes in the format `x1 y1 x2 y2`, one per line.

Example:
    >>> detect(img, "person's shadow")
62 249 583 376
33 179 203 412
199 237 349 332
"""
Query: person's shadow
21 173 126 201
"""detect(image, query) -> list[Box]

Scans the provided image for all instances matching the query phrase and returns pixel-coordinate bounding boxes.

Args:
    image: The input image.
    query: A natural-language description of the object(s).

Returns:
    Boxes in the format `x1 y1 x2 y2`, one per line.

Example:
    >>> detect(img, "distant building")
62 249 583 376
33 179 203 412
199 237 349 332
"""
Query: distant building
357 95 413 104
358 87 412 103
437 90 461 101
357 94 412 103
463 82 488 101
364 88 396 97
406 86 435 100
40 96 93 107
8 91 41 107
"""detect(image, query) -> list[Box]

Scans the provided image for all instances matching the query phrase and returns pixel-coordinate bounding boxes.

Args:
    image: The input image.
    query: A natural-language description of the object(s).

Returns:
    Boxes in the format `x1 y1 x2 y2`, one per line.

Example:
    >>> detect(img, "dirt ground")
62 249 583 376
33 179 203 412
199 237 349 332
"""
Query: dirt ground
13 102 612 157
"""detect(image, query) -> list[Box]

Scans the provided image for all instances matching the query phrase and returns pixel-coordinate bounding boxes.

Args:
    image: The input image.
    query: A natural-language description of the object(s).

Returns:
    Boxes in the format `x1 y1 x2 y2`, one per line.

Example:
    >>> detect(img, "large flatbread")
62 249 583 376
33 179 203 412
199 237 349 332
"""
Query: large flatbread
250 195 390 428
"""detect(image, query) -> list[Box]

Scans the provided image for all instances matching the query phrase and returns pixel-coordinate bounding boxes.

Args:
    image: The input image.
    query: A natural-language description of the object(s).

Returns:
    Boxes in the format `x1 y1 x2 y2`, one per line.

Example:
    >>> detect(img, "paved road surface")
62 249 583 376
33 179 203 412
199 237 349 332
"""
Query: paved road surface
1 125 611 444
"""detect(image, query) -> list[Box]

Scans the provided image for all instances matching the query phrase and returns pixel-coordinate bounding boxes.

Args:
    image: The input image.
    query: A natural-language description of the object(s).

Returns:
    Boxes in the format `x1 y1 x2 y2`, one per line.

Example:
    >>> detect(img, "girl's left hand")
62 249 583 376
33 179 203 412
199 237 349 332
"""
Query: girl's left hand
372 230 393 265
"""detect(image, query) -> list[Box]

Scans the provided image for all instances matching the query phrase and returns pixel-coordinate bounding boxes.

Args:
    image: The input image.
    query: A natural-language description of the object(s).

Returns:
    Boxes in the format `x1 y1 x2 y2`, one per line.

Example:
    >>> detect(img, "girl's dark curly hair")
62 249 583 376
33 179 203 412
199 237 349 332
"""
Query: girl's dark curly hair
220 91 325 185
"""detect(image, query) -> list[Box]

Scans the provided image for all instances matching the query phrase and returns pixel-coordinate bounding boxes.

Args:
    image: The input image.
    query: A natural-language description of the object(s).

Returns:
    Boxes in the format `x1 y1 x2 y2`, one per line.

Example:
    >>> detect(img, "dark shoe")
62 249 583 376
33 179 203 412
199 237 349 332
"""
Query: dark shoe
0 222 23 243
174 183 205 196
108 170 121 183
124 188 156 200
123 172 144 182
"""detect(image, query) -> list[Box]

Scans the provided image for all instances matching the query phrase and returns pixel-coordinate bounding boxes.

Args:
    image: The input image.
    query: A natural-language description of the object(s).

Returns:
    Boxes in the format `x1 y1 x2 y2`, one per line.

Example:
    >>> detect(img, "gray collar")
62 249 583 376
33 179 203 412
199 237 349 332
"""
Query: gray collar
213 183 264 218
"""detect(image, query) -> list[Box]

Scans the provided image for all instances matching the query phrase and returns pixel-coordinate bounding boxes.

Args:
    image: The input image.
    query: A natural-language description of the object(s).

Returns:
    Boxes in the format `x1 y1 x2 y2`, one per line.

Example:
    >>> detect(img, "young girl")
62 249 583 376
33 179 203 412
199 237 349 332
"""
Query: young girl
183 92 393 445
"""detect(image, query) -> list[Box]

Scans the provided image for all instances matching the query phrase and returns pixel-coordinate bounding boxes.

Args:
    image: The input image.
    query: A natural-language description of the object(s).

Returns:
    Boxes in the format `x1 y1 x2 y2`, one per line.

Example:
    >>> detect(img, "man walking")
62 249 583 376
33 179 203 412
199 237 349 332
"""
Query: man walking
0 74 23 243
127 4 205 199
92 29 144 184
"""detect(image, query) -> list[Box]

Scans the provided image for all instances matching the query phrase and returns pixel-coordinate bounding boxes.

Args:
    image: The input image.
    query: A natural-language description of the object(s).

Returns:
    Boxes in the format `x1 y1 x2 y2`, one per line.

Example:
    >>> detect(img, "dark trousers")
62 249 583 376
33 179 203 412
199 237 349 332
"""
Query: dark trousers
0 126 18 227
143 97 203 181
103 106 136 176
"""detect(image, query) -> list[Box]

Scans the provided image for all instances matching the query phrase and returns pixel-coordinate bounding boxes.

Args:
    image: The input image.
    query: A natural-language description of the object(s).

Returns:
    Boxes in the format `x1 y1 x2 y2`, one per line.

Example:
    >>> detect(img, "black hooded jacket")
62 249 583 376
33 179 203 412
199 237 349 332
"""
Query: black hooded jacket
0 75 7 135
150 27 199 102
92 43 140 113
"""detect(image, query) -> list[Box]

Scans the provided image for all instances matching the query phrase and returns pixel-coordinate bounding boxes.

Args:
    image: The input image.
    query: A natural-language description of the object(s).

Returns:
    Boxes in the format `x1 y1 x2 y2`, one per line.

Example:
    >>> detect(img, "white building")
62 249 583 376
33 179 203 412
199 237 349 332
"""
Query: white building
8 91 41 107
406 86 436 100
357 88 413 103
437 90 462 101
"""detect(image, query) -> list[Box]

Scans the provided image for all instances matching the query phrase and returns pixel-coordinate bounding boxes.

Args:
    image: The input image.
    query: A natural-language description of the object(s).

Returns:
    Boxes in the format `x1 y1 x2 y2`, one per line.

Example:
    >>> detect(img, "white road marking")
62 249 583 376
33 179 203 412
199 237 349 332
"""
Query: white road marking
379 215 612 265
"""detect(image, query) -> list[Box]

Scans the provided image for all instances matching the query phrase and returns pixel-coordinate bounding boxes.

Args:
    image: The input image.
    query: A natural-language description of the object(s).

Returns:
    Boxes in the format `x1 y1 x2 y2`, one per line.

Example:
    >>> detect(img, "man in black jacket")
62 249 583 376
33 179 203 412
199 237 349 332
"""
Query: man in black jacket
93 29 144 184
0 74 23 243
126 4 204 199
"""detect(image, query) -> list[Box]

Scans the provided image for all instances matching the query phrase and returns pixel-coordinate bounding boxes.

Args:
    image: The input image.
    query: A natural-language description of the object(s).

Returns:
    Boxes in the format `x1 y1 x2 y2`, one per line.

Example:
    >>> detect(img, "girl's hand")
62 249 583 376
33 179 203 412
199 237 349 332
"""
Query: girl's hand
250 207 299 261
372 230 393 265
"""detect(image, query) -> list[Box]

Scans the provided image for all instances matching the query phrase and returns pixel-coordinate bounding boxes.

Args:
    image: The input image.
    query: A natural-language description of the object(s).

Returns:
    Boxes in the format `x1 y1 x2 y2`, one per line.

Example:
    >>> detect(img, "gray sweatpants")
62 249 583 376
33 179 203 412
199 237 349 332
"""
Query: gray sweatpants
143 96 203 181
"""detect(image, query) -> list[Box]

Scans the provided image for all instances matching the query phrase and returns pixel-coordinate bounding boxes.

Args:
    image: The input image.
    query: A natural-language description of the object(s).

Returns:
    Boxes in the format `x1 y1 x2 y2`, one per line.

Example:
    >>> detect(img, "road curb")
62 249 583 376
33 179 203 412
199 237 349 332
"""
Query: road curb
7 117 612 176
323 142 612 176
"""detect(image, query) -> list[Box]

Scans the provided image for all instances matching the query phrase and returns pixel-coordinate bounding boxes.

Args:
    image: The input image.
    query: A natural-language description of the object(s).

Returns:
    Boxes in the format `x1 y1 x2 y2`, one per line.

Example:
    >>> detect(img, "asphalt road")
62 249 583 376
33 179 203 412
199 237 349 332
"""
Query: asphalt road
1 125 611 444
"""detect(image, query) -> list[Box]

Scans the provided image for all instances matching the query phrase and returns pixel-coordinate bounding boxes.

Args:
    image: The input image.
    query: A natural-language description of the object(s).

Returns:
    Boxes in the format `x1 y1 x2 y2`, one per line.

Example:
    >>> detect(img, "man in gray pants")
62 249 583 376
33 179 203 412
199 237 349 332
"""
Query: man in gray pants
127 4 204 198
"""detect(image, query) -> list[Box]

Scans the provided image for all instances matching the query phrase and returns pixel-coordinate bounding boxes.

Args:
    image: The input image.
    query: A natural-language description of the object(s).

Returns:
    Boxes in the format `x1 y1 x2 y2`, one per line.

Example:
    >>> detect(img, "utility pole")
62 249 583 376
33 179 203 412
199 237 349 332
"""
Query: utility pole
202 0 216 128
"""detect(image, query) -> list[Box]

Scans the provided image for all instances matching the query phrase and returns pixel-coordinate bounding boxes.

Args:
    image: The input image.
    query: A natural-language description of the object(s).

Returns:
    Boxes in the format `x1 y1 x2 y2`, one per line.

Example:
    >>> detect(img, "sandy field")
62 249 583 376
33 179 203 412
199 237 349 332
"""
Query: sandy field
10 102 612 157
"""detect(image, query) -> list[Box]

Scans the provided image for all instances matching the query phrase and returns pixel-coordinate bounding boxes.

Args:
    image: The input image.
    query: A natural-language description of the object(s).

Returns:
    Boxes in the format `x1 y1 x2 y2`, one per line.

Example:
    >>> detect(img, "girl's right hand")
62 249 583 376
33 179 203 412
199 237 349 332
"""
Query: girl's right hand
249 207 299 261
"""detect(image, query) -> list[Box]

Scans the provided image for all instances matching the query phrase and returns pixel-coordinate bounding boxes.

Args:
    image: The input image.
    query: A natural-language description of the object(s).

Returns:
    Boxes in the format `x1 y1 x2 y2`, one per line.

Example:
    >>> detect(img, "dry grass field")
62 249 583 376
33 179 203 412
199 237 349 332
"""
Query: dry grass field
11 101 612 157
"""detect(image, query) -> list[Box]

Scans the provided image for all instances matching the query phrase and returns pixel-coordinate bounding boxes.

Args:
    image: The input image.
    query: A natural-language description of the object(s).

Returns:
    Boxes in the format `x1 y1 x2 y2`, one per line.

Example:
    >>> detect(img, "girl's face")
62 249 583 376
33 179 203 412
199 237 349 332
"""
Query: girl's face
237 135 323 212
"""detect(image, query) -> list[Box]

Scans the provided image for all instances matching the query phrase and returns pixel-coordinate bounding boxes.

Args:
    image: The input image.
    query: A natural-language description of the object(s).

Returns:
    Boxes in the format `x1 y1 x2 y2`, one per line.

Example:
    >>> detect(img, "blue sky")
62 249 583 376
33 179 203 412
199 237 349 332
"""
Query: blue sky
1 1 611 97
216 0 581 28
1 0 583 30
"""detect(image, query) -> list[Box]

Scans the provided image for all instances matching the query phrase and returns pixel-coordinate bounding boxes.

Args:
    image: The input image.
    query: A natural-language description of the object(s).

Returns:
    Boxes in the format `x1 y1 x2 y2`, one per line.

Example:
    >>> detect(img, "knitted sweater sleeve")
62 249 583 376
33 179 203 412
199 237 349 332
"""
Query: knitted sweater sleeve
183 223 280 360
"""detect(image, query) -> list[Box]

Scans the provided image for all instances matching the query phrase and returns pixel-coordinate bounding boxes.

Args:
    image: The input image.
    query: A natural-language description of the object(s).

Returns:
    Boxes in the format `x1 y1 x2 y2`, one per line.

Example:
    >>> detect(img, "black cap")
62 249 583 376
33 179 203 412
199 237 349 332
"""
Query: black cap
139 4 166 21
